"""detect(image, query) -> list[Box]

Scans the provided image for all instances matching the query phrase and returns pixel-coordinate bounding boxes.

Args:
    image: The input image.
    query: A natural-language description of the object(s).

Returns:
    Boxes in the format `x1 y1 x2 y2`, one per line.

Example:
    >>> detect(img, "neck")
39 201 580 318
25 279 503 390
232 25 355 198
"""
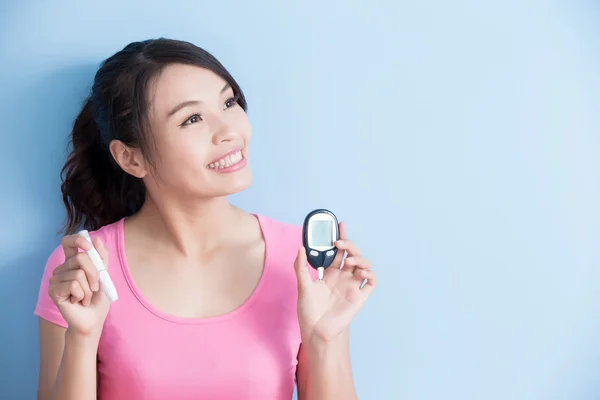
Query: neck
130 194 243 257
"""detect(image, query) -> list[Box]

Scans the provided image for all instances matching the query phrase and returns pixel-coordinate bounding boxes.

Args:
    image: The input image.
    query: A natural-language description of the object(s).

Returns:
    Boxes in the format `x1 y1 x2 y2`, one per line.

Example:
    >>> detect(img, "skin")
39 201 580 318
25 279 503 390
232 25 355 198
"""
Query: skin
37 63 377 400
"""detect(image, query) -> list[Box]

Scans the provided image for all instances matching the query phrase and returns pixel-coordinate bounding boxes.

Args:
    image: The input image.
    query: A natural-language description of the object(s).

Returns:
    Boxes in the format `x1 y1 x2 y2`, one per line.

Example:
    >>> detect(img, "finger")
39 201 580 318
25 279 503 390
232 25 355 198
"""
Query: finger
53 253 83 274
294 246 312 290
339 220 347 240
360 270 378 296
49 280 85 305
335 239 361 258
76 252 101 293
330 221 348 269
343 256 372 271
93 237 109 268
52 269 94 306
353 267 372 281
61 234 92 260
53 252 100 292
69 280 85 304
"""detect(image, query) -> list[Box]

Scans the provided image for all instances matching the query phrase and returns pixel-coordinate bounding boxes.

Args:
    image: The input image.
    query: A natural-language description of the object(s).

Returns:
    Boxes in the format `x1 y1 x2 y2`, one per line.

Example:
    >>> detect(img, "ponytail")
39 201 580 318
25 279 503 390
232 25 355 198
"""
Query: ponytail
60 99 145 234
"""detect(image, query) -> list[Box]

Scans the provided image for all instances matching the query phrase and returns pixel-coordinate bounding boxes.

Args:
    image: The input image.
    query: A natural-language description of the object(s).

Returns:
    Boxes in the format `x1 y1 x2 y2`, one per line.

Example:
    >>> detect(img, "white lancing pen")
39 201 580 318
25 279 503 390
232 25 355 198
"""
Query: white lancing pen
77 230 119 302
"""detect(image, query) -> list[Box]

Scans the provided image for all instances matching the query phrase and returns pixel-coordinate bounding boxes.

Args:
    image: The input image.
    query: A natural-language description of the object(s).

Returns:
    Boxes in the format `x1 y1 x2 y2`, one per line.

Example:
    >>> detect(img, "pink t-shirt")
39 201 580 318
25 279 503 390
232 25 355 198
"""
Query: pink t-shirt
34 214 317 399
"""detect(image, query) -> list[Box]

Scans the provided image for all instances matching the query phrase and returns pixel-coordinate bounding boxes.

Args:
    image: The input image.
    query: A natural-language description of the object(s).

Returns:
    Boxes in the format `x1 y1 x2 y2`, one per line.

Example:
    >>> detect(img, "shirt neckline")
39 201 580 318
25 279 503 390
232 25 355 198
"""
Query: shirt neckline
116 213 272 325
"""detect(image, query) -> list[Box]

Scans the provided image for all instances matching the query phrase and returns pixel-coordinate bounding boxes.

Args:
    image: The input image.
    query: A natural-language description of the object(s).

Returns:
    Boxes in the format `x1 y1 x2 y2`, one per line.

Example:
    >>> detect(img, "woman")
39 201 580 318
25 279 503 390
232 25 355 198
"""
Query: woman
34 38 377 400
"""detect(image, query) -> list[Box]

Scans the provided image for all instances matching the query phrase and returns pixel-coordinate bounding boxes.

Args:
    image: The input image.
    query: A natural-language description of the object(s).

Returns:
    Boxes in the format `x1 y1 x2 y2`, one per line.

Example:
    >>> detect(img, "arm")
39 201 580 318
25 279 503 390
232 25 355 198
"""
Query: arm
37 319 99 400
296 329 357 400
37 235 111 400
293 221 377 400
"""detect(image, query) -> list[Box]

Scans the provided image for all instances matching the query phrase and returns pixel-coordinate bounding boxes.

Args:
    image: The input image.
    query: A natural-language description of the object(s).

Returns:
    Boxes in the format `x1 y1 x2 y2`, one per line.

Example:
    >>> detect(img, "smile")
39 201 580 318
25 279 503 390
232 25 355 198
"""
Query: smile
207 149 244 170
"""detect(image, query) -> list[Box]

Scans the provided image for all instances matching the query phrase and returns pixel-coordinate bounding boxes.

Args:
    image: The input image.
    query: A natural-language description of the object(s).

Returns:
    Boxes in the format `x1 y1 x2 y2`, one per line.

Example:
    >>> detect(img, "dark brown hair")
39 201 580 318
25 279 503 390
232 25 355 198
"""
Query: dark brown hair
60 38 247 234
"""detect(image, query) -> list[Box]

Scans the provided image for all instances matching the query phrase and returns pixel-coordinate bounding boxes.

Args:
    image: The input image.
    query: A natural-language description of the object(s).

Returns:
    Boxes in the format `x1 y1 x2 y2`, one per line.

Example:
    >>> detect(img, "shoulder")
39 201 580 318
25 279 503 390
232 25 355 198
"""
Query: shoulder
257 214 301 264
257 214 302 251
44 218 124 273
87 218 123 249
256 214 318 278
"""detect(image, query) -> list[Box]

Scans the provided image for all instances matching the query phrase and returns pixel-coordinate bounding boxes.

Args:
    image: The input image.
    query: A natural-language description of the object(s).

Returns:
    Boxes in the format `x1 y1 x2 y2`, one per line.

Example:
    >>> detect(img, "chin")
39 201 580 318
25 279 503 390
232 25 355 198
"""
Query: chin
211 169 253 197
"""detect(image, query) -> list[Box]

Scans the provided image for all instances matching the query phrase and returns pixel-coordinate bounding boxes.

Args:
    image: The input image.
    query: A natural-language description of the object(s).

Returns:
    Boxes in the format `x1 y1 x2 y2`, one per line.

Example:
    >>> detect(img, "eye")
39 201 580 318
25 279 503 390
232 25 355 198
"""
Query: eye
180 113 202 127
224 94 240 110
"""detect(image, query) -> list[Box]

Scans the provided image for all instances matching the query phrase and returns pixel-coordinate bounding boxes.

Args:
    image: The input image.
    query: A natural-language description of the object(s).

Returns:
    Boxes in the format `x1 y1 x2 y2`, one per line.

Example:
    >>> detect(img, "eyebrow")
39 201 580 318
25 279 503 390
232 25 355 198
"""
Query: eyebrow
167 83 233 118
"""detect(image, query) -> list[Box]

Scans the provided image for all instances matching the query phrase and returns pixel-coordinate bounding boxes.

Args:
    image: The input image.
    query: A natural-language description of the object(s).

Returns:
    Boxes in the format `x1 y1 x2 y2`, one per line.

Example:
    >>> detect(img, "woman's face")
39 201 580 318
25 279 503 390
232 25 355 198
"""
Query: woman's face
144 63 252 199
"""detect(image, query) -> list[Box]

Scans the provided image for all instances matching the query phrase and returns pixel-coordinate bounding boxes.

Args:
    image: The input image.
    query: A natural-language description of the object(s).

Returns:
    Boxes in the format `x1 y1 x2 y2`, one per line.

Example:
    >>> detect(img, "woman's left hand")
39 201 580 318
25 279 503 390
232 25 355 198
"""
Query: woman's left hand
294 221 377 342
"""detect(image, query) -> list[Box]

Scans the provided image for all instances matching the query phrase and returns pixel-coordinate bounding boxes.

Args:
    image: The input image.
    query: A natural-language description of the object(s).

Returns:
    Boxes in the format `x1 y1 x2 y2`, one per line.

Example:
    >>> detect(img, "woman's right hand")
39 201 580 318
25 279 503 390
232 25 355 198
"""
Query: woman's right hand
48 234 111 338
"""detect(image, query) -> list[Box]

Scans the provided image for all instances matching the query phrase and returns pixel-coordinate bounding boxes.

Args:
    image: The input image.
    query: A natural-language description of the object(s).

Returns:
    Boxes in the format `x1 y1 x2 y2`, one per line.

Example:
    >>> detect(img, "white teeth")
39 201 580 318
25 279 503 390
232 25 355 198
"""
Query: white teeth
207 150 243 169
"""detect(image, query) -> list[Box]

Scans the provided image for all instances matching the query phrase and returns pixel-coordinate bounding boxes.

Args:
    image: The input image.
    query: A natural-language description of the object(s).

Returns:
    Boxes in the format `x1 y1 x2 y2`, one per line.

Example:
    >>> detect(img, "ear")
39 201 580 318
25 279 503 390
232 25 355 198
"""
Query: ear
109 140 148 179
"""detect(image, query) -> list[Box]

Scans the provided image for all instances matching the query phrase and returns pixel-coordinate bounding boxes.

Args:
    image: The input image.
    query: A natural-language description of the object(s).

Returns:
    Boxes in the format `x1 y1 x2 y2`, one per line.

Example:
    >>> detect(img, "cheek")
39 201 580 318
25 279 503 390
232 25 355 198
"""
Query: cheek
155 133 211 175
232 109 252 141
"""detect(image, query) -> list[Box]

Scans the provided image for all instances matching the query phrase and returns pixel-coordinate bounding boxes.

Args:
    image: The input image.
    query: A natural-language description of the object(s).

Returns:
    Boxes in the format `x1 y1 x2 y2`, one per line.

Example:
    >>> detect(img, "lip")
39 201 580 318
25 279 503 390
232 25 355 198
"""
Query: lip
207 147 243 166
211 156 248 174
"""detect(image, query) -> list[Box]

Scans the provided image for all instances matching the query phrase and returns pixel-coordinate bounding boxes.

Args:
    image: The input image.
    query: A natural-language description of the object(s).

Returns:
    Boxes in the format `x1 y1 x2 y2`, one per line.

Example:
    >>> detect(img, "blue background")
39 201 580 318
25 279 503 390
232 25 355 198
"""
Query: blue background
0 1 599 399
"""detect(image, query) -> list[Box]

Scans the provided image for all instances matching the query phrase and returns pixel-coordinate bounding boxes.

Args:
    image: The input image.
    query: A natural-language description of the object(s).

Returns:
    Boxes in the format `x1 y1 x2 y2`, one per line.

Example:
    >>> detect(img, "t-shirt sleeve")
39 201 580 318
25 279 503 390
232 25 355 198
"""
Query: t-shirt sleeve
33 245 68 328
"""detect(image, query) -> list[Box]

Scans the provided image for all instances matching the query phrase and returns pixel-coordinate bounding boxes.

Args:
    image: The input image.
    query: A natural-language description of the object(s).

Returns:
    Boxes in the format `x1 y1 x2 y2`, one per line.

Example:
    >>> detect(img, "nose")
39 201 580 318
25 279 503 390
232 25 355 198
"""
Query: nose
207 113 236 144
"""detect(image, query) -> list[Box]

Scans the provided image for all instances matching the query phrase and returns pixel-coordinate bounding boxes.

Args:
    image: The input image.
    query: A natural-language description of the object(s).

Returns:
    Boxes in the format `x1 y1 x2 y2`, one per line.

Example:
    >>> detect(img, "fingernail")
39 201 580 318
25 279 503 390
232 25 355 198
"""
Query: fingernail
93 283 99 292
